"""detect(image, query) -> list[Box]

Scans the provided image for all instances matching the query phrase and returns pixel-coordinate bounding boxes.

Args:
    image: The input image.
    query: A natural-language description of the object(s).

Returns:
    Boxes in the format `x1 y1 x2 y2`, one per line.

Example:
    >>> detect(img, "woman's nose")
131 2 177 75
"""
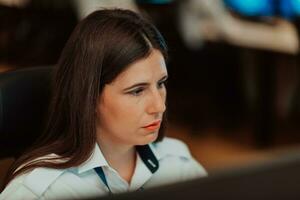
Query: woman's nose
147 89 166 114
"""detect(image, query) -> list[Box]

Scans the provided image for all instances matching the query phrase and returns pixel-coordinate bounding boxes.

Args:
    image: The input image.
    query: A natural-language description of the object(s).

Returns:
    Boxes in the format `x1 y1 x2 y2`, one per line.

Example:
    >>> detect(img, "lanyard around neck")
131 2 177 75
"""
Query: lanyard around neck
94 166 145 194
94 167 112 194
94 145 158 194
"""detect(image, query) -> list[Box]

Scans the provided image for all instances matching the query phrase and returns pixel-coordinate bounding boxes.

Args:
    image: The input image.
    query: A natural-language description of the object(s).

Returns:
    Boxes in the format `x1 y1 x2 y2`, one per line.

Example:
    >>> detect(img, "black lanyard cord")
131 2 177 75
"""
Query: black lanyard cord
94 145 157 194
94 167 112 194
94 167 145 194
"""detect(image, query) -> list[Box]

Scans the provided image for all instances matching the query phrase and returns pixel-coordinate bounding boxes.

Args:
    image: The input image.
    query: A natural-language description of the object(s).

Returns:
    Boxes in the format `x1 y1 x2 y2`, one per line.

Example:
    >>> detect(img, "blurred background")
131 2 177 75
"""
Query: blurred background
2 0 300 187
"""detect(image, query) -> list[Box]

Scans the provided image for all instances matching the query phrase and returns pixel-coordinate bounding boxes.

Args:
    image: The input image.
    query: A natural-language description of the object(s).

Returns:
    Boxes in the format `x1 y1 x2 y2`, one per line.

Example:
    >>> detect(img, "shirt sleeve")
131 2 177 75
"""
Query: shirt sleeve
0 175 38 200
179 157 208 181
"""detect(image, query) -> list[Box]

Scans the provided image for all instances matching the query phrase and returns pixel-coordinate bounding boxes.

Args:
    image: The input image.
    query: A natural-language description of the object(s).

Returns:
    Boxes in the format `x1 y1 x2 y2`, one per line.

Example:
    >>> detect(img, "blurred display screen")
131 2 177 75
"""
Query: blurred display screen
224 0 300 19
136 0 173 4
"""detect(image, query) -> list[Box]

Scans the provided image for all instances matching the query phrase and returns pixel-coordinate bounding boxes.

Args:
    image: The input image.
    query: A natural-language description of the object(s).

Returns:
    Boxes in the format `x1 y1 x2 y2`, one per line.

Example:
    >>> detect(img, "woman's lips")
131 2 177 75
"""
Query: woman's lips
143 120 161 131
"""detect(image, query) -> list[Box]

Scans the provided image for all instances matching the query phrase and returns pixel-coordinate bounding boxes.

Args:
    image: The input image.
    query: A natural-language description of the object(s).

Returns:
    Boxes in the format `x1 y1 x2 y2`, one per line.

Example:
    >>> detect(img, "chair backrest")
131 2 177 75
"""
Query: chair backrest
0 67 53 158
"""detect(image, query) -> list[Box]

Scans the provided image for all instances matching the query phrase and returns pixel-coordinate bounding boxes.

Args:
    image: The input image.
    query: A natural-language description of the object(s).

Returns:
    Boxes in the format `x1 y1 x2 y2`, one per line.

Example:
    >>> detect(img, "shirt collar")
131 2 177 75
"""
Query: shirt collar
77 143 161 174
148 142 162 160
136 144 159 174
77 143 109 174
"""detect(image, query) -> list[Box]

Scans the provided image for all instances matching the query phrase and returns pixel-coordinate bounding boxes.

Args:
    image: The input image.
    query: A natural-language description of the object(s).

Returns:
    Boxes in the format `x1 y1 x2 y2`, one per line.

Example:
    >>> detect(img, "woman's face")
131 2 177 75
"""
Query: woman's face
96 49 168 146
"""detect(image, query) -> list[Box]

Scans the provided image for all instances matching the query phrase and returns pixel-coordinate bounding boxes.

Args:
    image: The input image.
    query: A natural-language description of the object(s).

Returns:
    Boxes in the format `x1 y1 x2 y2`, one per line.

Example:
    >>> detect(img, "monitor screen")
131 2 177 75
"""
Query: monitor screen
89 149 300 199
224 0 300 19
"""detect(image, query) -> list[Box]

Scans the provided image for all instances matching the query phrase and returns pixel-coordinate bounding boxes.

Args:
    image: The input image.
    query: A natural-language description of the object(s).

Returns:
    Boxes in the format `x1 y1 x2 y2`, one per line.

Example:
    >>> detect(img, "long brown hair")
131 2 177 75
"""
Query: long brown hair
4 8 168 187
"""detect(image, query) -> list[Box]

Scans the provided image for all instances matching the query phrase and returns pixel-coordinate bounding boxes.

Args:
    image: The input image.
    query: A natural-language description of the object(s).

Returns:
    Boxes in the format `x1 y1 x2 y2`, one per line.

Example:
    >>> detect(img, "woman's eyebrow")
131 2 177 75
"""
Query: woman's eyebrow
123 74 168 91
123 82 149 91
159 75 168 82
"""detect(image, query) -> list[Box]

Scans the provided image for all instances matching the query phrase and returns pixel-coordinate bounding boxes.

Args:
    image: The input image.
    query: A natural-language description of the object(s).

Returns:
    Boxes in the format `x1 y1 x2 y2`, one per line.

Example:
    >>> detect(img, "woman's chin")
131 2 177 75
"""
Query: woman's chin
137 132 158 145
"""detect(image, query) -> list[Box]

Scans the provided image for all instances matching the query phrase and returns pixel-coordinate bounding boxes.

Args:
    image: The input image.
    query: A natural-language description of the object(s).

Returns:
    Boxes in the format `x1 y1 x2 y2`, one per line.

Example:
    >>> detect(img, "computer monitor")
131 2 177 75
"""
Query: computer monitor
90 149 300 199
224 0 300 19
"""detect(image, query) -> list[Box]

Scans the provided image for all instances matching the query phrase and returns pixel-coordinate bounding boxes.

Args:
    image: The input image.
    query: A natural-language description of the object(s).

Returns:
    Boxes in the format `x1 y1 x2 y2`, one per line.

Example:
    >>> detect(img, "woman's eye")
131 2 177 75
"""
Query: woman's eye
129 88 144 96
157 80 166 89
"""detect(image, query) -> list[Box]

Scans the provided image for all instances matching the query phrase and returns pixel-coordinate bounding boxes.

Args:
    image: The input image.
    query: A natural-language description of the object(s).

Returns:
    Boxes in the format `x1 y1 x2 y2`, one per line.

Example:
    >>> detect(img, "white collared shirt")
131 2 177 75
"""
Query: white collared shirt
0 137 207 200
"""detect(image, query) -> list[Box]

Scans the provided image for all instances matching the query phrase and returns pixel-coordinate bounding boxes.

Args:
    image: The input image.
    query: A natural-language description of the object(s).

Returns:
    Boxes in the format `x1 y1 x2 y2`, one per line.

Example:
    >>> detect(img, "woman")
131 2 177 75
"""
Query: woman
0 9 207 199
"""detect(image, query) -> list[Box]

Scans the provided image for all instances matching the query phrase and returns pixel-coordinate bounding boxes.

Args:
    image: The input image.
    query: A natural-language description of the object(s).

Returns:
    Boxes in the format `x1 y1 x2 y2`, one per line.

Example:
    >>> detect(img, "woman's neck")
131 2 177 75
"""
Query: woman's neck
97 136 136 183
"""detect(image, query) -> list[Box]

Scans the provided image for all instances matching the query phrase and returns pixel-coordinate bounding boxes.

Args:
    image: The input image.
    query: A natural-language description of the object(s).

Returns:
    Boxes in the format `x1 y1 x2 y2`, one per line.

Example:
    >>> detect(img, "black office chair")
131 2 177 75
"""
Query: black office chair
0 67 53 158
